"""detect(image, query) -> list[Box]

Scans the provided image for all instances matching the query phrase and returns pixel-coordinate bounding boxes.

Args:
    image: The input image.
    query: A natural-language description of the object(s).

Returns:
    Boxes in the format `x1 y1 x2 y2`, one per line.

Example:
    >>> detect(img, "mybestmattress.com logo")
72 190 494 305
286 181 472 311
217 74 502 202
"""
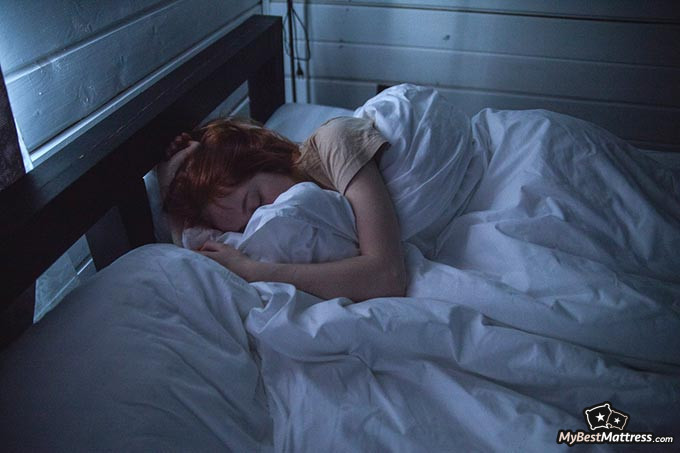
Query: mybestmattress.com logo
556 401 675 447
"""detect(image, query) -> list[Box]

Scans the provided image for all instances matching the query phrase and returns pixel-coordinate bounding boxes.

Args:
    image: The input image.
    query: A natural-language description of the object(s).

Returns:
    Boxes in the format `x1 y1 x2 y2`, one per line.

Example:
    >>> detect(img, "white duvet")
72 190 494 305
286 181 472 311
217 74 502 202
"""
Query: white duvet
3 85 679 451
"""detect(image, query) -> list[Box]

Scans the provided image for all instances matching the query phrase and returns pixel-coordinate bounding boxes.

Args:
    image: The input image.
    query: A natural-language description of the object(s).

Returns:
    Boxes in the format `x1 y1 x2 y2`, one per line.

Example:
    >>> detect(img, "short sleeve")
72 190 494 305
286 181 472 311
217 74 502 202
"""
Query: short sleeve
298 117 389 194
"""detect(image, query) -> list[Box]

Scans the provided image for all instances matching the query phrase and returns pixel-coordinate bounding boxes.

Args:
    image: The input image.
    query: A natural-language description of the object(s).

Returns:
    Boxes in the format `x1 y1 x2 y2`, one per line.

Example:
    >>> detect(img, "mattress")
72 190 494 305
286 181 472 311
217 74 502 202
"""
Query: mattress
2 87 679 451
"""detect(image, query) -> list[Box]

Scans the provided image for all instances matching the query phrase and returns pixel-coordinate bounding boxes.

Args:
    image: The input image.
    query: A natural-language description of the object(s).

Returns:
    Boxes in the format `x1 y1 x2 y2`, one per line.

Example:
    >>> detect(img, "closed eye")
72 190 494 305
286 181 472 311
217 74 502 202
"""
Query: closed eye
244 189 261 216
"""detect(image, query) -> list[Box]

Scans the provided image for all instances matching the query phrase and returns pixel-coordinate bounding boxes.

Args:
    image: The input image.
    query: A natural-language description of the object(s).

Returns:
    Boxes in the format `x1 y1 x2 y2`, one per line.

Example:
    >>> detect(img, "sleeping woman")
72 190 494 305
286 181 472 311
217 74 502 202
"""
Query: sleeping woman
158 117 406 302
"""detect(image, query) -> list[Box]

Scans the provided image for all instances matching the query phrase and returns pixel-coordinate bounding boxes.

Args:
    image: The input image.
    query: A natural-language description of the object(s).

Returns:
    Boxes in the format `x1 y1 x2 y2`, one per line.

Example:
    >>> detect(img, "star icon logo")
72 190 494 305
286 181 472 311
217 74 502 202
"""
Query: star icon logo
583 402 630 432
584 403 613 430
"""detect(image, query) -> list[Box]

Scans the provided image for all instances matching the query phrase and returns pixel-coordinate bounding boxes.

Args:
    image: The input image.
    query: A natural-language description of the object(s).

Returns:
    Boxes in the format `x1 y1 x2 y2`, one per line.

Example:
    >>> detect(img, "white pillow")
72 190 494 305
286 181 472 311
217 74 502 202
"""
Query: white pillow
265 103 355 143
183 182 360 263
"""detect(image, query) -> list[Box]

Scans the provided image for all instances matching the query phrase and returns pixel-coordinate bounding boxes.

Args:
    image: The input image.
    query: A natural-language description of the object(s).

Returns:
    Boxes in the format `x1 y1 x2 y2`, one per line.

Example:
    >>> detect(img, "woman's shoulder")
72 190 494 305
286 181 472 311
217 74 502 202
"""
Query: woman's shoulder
303 117 384 153
312 116 375 139
297 116 389 194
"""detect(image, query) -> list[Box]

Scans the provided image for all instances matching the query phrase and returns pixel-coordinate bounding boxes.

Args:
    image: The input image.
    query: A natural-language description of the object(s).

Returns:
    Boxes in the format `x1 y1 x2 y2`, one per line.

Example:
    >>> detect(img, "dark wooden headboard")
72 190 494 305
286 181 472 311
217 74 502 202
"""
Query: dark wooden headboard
0 15 284 342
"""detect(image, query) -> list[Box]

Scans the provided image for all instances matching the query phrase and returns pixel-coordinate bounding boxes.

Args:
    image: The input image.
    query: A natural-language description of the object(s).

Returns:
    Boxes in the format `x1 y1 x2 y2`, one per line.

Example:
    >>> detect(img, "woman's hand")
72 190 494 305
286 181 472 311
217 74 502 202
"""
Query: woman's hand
198 240 255 281
157 133 200 246
157 133 200 200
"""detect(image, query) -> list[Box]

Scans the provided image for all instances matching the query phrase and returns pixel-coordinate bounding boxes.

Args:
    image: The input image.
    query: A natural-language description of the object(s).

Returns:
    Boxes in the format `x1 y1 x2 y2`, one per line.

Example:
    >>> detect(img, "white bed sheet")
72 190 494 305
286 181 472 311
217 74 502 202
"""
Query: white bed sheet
3 93 680 451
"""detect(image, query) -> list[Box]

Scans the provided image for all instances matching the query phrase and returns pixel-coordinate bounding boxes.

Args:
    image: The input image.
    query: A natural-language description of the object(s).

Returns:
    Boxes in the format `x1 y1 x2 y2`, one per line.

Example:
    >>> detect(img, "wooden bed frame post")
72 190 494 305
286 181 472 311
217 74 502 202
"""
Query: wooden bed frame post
87 177 155 271
249 27 285 124
0 62 35 346
118 177 155 249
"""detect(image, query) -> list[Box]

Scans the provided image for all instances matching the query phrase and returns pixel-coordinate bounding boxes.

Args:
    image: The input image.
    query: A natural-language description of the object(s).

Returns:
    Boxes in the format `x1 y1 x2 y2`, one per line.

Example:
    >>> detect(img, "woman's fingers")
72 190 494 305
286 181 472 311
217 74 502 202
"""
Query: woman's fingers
196 242 252 280
157 140 200 198
164 141 200 175
165 136 183 158
199 241 245 260
199 240 228 252
170 143 196 165
164 133 198 160
160 147 191 180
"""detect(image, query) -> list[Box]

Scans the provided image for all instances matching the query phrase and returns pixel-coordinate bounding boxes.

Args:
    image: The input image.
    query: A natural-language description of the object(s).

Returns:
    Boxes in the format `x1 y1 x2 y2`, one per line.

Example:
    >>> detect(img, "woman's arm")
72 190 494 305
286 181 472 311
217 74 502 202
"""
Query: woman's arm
199 159 407 301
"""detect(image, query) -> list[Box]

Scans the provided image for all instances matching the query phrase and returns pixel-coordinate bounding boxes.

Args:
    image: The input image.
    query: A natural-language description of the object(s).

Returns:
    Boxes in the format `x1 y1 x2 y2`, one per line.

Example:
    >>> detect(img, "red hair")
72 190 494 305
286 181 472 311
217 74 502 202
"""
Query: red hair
164 117 301 226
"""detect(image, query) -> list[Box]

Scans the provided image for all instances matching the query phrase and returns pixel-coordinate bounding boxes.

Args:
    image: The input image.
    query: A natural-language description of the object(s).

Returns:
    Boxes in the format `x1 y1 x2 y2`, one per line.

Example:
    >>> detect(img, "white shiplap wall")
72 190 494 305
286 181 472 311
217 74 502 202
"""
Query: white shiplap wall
269 0 680 152
0 1 261 321
0 0 260 164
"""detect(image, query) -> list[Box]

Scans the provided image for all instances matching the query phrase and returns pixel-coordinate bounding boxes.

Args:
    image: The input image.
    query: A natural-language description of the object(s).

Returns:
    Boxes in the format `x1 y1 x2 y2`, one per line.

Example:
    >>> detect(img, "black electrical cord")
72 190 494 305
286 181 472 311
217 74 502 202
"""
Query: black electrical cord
286 0 296 102
284 2 311 102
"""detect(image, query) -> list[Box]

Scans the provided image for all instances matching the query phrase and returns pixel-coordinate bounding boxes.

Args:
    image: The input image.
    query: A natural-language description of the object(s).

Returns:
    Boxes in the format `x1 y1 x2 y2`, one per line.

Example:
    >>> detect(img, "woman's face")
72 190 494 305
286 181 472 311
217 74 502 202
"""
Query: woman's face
202 172 296 232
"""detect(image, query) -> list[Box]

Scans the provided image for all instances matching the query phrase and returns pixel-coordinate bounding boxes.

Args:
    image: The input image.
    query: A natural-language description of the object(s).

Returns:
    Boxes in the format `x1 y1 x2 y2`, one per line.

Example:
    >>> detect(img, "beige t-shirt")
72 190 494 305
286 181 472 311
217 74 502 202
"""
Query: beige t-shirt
295 117 389 194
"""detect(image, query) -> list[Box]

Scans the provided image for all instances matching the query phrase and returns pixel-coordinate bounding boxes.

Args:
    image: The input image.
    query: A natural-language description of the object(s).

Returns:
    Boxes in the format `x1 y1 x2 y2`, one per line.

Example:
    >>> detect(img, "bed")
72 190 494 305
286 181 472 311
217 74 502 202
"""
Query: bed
1 14 679 452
